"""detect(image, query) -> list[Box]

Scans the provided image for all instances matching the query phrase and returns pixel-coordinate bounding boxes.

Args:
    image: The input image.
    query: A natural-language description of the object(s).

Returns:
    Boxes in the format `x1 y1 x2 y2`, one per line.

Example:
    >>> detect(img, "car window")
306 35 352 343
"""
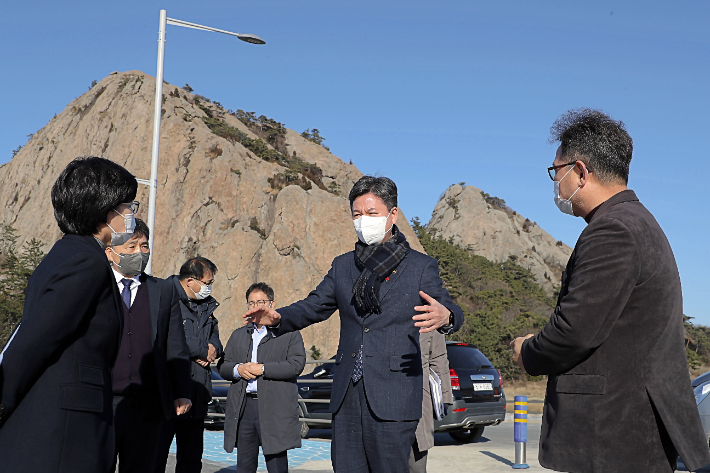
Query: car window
446 345 493 369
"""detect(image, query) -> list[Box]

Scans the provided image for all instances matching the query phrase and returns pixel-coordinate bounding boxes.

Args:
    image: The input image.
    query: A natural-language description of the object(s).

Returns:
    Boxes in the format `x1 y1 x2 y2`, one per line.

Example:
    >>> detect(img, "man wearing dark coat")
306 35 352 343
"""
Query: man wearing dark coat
245 176 464 473
105 219 192 473
511 109 710 473
219 282 306 473
154 256 224 473
0 157 137 473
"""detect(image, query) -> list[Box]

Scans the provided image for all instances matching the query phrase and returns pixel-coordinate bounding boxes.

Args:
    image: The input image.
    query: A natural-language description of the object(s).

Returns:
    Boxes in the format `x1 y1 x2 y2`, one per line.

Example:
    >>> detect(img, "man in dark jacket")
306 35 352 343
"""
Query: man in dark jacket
154 257 224 473
511 109 710 473
245 176 464 473
106 219 192 473
0 157 137 473
219 282 306 473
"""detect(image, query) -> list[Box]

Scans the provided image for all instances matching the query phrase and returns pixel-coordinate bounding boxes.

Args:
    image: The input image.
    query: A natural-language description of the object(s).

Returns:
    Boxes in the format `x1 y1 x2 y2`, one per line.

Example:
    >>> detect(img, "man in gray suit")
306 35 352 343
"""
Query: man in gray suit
219 282 305 473
511 109 710 473
245 176 464 473
410 331 452 473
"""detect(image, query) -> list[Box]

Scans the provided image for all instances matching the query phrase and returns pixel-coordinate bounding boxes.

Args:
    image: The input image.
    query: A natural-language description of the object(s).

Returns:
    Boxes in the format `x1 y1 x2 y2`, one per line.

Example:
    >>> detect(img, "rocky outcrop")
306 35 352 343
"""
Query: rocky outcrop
0 71 424 358
428 184 572 294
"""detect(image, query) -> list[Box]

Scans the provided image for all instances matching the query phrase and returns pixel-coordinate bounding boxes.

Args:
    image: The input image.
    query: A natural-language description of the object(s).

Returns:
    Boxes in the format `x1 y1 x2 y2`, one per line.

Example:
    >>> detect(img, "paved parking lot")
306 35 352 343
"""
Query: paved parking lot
165 421 707 472
166 421 547 472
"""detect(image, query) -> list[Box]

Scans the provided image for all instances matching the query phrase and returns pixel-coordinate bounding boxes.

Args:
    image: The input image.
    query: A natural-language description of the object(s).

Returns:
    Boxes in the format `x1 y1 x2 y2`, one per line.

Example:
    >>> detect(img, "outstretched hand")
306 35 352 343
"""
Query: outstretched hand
413 291 451 333
243 306 281 327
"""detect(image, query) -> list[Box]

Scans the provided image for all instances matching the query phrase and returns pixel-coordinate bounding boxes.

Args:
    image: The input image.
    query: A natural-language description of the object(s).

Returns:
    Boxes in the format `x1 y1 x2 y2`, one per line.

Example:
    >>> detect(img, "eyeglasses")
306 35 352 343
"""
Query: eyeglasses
247 300 273 309
193 278 214 286
122 201 140 213
547 162 577 181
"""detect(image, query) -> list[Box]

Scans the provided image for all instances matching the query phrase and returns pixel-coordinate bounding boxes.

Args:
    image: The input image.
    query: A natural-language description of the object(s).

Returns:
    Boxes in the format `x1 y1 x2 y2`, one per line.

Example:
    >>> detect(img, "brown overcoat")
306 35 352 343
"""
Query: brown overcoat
522 190 710 473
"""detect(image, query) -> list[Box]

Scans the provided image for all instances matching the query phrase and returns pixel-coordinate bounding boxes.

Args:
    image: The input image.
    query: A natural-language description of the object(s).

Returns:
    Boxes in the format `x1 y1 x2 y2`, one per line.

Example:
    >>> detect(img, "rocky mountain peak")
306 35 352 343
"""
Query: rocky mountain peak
428 184 572 294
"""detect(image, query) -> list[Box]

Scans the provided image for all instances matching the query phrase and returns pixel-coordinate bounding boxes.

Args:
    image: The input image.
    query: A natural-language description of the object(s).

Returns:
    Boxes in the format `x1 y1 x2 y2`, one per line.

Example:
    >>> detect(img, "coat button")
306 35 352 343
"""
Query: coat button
128 332 132 336
364 327 370 332
352 352 356 357
128 354 132 359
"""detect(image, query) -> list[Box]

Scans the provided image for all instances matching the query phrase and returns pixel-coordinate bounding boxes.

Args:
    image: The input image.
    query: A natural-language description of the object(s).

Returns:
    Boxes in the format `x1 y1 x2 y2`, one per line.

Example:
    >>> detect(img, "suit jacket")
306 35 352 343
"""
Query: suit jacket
167 275 224 419
521 190 710 473
140 275 191 420
276 248 463 421
415 331 453 451
0 234 123 473
218 324 306 455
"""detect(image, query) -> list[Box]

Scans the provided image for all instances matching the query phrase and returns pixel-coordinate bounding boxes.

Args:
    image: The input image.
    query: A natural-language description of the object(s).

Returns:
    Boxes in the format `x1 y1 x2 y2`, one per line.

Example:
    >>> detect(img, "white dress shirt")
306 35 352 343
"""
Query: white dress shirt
112 268 141 306
233 324 269 393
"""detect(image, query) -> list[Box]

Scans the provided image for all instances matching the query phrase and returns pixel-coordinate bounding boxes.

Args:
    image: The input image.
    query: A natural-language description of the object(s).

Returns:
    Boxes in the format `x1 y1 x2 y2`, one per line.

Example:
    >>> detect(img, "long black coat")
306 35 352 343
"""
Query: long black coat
218 324 305 455
521 190 710 473
0 234 123 473
276 248 463 421
168 275 224 419
141 275 191 419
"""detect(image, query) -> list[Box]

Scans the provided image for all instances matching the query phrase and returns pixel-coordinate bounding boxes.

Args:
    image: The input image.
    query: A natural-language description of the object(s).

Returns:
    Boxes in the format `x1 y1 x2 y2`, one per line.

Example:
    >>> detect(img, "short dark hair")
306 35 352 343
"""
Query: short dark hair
246 282 274 301
348 176 398 211
133 218 150 241
178 257 218 281
51 157 138 235
549 109 633 185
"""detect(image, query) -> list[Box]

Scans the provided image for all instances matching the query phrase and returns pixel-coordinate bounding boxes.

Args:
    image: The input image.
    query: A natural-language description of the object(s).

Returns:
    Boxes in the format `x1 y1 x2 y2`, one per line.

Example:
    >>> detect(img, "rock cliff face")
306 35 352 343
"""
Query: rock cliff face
428 184 572 294
0 71 424 358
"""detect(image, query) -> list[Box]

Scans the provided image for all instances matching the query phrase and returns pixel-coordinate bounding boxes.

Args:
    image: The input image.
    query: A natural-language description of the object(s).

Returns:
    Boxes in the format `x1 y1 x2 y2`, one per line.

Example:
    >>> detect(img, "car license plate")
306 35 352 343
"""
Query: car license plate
473 382 493 391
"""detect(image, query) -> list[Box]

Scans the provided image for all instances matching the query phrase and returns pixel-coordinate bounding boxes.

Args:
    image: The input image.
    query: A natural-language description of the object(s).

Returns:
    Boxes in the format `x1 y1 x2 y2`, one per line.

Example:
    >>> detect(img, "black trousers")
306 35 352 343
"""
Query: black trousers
153 417 205 473
236 395 289 473
331 379 418 473
111 395 163 473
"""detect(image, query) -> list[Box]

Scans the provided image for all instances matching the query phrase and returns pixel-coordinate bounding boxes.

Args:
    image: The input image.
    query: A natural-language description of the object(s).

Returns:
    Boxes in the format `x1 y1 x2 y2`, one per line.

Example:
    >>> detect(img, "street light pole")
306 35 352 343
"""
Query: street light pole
143 9 265 275
146 9 167 275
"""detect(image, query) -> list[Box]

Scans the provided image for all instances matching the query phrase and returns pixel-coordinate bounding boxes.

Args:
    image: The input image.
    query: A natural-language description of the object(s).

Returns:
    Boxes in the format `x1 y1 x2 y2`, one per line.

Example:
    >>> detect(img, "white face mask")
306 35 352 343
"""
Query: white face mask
353 208 394 245
107 209 136 246
553 166 581 216
189 280 212 300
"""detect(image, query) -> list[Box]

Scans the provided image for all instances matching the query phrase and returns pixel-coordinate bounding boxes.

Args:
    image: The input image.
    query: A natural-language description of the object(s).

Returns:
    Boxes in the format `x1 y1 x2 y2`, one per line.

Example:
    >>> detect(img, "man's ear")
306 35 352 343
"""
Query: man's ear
391 207 399 225
576 161 591 186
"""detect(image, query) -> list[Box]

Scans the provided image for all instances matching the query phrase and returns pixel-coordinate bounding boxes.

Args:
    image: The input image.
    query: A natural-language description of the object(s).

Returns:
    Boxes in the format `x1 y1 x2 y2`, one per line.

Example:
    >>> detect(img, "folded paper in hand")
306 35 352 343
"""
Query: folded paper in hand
429 367 445 420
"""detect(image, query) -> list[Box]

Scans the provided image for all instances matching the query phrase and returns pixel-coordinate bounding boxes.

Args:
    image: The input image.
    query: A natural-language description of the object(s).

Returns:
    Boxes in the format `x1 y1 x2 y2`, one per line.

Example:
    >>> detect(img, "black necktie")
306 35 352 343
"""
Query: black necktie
121 278 133 309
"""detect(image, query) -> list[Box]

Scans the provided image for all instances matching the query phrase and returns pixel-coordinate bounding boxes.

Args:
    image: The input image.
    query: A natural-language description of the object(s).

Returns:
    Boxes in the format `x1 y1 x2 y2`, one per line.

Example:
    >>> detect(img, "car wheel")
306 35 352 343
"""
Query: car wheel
449 426 484 443
298 405 309 439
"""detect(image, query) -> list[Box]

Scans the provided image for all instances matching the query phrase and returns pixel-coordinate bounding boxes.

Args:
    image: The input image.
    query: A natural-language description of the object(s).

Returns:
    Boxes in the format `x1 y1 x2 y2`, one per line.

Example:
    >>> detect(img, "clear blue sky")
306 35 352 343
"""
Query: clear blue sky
2 1 709 324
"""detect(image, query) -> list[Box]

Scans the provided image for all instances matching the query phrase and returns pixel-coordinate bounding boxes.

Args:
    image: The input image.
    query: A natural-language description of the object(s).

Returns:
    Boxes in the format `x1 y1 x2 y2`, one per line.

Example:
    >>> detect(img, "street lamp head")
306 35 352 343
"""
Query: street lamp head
237 34 266 45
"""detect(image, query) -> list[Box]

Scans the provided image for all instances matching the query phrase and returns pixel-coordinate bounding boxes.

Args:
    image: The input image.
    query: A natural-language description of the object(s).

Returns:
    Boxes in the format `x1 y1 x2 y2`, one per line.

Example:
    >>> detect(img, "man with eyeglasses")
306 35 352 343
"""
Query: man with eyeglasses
510 109 710 473
154 257 224 473
218 282 305 473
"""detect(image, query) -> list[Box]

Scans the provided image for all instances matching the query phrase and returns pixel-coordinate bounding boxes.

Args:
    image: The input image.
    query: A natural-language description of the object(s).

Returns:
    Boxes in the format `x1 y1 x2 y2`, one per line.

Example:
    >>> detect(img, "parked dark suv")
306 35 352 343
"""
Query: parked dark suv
297 341 506 442
205 369 229 430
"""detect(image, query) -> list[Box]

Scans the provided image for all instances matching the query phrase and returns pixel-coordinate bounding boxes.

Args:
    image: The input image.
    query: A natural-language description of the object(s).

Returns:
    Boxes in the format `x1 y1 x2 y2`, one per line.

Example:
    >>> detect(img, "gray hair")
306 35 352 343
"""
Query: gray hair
348 176 398 211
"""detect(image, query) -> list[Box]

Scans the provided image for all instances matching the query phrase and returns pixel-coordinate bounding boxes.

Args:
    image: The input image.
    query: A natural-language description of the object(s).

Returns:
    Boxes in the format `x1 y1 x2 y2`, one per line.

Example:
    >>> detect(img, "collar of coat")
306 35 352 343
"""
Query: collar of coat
586 189 638 224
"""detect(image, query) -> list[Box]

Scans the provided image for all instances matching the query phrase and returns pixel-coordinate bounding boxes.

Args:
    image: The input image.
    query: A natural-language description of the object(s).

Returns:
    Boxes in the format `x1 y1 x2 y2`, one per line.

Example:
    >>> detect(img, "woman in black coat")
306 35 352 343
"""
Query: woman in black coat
0 157 138 473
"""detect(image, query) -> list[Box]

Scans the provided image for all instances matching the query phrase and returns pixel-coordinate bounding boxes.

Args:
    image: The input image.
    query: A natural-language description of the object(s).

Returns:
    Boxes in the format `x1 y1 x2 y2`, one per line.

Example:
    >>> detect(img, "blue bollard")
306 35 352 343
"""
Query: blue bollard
513 395 529 469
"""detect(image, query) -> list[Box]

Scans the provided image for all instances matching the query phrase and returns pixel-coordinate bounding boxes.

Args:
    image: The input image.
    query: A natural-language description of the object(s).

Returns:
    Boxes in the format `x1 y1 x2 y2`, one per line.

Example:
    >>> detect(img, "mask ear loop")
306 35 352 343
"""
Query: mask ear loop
109 247 123 269
558 166 582 202
384 207 395 236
